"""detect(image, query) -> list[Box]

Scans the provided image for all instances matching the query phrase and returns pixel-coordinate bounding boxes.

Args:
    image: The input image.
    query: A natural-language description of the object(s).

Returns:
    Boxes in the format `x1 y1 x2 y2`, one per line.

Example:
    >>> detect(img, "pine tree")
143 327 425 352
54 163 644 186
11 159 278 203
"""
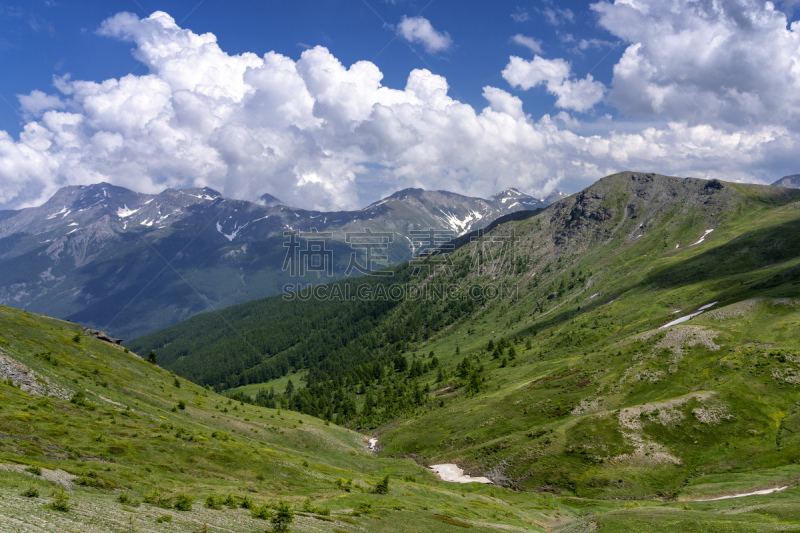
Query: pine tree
271 501 294 532
374 475 390 494
147 350 157 364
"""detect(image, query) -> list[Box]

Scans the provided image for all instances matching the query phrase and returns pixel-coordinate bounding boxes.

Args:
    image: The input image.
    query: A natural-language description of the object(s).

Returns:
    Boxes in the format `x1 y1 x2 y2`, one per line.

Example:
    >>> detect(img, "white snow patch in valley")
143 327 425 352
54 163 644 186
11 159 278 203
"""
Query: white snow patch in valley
661 302 718 328
690 229 714 246
67 222 78 226
430 464 492 484
693 486 789 501
116 204 140 218
368 438 378 450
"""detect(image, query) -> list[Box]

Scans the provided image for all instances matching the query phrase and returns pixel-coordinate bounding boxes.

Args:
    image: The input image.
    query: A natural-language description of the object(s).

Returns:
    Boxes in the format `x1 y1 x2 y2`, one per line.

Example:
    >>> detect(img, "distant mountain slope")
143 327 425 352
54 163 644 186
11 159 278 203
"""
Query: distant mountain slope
0 182 560 339
131 171 800 501
772 174 800 188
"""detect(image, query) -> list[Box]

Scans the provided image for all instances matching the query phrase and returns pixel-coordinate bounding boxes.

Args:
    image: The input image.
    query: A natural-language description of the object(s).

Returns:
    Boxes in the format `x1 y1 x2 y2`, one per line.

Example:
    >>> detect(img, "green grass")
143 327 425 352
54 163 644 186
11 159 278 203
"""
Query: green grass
227 369 308 397
0 304 588 532
7 173 800 530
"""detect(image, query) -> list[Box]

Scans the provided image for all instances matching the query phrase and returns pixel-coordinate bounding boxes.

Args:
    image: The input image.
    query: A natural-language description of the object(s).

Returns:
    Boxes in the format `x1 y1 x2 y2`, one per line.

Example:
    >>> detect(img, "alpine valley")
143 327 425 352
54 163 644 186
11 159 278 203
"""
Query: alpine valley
2 171 800 532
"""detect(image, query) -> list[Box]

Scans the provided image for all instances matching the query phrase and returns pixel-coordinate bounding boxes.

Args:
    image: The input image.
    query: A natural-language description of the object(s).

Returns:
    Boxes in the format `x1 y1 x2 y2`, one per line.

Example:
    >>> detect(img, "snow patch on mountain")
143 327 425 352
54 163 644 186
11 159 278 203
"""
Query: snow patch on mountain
116 205 140 218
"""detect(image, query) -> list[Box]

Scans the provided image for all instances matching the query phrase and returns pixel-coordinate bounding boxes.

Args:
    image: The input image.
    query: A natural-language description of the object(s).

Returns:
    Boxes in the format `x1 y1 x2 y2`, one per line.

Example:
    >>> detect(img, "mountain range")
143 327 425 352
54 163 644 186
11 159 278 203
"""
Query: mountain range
0 182 564 340
772 174 800 188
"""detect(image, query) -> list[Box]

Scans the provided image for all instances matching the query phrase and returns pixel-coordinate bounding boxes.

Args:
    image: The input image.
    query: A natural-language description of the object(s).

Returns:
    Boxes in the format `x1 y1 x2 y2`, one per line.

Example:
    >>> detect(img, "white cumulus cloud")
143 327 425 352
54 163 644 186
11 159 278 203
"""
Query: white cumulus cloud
592 0 800 129
1 10 798 212
397 16 452 54
502 55 606 112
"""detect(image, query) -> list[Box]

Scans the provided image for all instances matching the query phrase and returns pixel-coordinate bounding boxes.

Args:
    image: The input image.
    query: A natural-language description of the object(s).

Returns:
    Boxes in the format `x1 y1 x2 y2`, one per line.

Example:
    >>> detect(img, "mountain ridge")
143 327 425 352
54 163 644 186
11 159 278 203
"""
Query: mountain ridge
0 181 562 339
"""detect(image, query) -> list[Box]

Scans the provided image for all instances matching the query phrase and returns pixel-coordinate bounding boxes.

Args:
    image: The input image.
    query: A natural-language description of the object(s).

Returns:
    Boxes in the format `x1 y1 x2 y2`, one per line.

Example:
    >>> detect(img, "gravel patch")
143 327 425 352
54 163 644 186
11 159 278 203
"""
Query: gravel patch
704 299 762 320
0 349 72 401
613 392 717 467
0 464 76 491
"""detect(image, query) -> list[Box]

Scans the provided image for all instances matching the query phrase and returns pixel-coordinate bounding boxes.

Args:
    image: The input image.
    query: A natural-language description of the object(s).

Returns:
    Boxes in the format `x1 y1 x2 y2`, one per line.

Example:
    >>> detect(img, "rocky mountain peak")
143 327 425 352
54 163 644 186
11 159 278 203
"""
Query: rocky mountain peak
772 174 800 188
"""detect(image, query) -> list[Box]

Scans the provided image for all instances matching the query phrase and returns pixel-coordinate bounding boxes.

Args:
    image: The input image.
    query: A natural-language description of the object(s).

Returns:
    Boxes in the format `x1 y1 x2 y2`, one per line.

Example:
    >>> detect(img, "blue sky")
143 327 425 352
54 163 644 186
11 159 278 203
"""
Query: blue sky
1 0 799 210
0 1 620 133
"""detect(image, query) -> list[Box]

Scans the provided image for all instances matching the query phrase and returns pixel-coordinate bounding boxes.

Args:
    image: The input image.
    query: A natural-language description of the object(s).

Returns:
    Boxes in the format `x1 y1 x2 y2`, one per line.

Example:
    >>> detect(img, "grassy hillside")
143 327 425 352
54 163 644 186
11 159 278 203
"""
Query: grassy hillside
0 304 597 532
4 312 800 531
125 172 800 528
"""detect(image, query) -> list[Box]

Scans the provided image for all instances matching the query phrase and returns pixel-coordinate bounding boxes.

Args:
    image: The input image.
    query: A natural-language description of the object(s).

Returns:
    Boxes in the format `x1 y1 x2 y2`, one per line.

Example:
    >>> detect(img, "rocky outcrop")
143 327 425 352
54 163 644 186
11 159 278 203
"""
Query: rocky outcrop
82 328 123 345
0 349 72 400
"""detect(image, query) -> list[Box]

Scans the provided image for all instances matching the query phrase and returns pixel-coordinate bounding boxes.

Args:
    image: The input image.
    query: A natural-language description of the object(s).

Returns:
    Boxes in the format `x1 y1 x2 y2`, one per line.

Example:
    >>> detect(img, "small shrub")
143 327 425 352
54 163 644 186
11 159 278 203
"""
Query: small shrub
24 465 42 476
173 378 181 388
70 391 94 410
117 492 141 507
72 333 81 343
76 471 117 489
351 502 373 516
144 488 170 508
205 495 222 510
223 494 238 508
174 493 193 511
21 486 39 498
51 490 70 512
177 400 186 410
240 495 255 509
335 477 353 492
155 514 172 523
251 504 272 520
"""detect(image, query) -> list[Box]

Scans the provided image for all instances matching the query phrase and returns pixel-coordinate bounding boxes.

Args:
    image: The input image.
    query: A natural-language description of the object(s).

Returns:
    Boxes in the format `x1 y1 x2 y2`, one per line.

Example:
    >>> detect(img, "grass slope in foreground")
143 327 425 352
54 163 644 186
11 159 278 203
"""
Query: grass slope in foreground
3 310 800 531
1 304 593 533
